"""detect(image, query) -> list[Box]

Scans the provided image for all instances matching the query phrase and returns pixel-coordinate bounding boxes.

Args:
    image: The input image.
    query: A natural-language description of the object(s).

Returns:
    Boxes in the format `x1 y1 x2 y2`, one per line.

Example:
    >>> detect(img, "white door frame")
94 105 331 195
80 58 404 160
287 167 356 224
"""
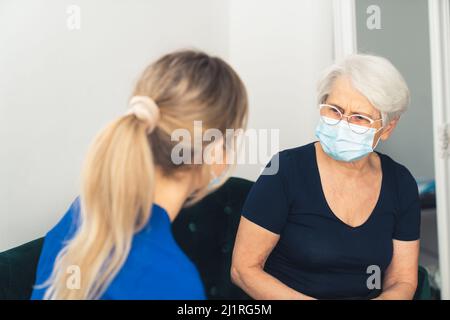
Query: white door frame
429 0 450 300
333 0 450 299
332 0 357 59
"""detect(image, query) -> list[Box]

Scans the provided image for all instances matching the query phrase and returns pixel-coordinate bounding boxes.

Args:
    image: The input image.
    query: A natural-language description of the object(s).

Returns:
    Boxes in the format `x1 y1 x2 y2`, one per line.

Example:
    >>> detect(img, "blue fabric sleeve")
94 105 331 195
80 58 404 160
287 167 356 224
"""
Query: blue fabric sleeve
30 197 81 299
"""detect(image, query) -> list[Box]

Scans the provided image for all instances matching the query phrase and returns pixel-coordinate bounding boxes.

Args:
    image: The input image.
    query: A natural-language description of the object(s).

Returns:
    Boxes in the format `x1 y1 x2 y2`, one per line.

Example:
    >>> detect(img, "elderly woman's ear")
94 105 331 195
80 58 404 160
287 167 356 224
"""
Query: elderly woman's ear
379 117 400 141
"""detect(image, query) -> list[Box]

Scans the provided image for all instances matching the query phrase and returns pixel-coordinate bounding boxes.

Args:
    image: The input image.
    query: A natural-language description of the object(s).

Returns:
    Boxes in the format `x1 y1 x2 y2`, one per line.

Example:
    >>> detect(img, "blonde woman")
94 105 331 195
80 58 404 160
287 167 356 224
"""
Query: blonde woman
31 50 248 300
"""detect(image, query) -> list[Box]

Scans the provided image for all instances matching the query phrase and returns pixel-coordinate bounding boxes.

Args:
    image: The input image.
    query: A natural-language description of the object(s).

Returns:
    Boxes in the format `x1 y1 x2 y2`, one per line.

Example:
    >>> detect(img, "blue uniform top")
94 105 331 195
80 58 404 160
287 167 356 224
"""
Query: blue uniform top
31 199 206 300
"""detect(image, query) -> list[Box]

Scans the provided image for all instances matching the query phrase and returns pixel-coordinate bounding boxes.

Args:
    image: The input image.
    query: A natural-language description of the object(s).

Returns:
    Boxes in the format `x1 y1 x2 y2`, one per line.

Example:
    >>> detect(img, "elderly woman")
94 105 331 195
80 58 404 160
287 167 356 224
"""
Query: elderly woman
231 54 420 300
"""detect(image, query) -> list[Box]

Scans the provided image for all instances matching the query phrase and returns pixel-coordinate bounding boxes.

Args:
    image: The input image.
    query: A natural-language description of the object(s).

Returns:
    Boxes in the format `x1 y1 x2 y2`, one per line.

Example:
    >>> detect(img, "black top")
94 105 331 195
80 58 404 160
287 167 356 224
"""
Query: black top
242 142 421 300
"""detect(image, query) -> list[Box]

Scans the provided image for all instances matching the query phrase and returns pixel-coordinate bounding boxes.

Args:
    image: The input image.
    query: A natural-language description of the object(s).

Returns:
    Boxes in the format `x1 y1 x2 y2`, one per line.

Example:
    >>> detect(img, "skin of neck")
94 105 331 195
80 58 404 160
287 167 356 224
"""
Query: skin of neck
153 168 202 222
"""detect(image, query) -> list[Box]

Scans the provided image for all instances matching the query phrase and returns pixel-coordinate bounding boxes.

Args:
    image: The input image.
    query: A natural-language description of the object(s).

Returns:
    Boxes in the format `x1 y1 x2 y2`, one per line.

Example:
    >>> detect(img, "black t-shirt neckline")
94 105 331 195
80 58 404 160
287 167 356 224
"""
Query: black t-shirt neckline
311 141 386 231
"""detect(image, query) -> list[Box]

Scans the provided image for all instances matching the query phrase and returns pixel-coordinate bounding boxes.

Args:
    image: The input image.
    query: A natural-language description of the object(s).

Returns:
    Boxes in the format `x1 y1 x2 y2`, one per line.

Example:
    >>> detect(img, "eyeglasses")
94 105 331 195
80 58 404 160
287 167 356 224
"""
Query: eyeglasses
319 104 383 134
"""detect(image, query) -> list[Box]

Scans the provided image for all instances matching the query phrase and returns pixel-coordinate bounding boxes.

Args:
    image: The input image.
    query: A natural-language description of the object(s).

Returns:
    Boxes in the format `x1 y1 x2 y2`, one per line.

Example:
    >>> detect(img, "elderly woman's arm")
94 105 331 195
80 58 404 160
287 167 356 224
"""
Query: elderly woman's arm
374 240 420 300
231 217 315 300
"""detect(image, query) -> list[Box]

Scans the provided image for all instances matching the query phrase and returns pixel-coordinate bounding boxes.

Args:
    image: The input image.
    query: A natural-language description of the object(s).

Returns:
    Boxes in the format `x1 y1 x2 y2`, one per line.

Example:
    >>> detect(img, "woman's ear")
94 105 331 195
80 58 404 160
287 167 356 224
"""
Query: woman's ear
380 117 400 141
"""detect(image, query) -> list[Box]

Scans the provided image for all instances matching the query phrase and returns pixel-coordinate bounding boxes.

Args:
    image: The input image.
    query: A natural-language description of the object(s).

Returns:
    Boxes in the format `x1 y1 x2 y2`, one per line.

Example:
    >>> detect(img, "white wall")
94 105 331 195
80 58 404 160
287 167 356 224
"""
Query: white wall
0 0 230 251
0 0 334 251
229 0 333 180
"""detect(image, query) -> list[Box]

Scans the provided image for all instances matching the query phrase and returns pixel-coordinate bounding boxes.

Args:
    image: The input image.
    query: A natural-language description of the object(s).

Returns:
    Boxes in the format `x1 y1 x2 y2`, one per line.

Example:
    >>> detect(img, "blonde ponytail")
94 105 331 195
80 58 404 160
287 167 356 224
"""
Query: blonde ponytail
41 50 248 299
44 115 155 299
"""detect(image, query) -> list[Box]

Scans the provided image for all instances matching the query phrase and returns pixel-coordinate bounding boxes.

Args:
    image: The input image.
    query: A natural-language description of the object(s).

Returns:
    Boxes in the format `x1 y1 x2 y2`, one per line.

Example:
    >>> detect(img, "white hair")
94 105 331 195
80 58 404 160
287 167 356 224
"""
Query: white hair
317 54 410 125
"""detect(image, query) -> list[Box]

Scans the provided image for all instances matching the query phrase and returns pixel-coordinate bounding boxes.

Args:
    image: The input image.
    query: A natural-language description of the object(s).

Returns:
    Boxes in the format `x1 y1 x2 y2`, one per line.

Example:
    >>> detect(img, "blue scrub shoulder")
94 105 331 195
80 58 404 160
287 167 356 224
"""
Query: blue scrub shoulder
31 198 205 300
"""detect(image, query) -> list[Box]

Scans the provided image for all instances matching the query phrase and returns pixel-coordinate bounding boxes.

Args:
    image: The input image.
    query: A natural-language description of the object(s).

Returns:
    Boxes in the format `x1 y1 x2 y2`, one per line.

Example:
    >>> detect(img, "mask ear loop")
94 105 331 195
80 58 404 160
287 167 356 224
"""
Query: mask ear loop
372 111 386 150
373 125 384 149
183 137 235 207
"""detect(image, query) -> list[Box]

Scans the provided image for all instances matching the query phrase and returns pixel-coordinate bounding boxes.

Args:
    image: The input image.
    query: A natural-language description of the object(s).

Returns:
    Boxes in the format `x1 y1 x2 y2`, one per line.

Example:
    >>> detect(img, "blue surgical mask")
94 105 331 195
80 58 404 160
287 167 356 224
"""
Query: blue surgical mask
315 117 381 162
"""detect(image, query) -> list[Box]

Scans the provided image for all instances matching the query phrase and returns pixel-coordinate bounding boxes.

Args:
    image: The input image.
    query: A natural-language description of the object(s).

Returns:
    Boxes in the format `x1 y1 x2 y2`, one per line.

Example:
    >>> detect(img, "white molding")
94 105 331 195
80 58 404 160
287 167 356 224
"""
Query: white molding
429 0 450 300
332 0 357 60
